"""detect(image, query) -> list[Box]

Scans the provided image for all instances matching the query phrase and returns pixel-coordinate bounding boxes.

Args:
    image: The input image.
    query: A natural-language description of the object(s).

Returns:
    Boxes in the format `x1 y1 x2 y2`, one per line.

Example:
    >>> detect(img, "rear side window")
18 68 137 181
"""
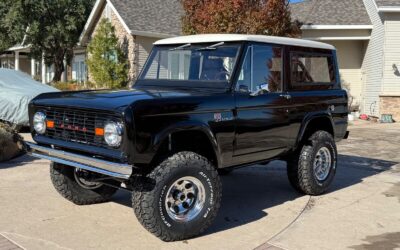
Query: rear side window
290 52 336 90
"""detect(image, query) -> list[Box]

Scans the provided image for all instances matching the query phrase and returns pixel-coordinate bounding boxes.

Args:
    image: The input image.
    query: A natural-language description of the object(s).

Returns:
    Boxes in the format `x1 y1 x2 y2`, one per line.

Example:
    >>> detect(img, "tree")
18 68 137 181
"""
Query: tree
86 19 128 89
181 0 300 37
0 0 95 82
0 0 25 52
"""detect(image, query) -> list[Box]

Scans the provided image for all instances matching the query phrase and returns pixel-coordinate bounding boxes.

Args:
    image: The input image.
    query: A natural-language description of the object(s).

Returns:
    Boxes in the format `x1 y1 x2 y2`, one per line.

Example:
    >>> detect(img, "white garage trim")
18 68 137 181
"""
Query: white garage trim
304 36 371 41
301 25 374 30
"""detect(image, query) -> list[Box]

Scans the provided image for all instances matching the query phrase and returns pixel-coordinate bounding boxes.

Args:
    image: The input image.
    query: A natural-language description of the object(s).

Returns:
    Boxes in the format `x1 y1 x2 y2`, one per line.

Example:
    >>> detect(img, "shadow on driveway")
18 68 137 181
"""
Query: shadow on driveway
110 154 399 236
0 153 37 169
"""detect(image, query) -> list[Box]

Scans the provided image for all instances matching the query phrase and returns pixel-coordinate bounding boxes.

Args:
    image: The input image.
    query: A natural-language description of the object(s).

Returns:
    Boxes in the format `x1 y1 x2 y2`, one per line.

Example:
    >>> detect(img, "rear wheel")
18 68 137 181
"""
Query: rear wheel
287 130 337 195
50 162 118 205
132 151 221 241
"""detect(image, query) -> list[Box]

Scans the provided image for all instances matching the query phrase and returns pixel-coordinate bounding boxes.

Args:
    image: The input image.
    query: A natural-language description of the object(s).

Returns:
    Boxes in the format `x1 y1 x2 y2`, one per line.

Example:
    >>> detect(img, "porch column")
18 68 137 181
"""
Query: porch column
15 51 19 71
31 58 36 78
61 58 67 82
41 55 46 84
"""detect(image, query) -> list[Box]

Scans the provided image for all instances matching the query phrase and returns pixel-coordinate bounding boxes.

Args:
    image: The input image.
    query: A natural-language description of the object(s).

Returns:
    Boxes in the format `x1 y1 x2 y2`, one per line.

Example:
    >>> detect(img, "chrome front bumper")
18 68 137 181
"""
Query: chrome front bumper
25 142 133 179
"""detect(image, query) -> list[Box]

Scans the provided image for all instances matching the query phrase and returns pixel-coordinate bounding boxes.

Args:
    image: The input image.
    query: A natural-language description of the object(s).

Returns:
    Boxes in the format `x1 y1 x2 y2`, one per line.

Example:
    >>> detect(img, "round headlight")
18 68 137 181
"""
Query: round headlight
33 112 46 134
104 122 123 147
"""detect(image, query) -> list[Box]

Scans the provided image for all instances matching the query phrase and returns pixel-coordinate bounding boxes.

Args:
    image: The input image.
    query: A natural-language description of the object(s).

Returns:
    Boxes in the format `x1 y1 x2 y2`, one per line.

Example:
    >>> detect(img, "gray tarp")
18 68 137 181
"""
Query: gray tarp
0 69 58 126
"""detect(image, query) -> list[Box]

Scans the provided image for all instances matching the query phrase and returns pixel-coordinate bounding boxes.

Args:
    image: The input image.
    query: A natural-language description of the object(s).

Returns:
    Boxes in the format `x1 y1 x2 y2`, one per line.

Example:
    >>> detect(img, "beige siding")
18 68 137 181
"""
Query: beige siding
136 36 159 74
382 13 400 95
323 40 366 108
362 0 385 116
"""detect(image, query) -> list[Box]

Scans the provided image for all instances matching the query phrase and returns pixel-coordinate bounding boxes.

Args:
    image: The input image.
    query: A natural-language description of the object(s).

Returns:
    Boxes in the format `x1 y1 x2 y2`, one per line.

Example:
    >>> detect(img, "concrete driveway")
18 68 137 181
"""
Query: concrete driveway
0 121 399 250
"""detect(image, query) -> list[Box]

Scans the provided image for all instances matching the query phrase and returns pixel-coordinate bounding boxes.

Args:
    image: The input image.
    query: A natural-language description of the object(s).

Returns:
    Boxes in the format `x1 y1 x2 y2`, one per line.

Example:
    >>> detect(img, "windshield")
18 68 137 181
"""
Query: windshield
139 43 241 86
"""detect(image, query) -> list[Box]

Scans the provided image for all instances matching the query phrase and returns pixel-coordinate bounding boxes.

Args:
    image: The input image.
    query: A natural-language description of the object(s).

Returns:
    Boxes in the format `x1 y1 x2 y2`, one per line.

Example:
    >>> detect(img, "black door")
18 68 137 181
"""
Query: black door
233 44 292 163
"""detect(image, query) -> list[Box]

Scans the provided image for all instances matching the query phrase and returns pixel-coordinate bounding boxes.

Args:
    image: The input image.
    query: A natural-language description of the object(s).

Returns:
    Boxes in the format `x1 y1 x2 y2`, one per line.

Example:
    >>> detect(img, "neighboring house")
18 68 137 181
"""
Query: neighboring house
79 0 182 82
0 43 87 84
291 0 400 121
0 0 182 84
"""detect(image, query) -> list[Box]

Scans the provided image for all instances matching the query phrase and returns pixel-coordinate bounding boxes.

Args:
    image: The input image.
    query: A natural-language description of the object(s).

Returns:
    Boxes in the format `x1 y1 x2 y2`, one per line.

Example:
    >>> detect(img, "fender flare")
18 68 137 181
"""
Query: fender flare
153 121 222 167
295 112 335 147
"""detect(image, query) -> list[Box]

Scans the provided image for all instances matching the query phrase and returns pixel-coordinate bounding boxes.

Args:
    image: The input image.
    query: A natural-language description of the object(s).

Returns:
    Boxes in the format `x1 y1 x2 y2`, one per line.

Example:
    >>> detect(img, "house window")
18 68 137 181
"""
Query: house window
72 56 87 83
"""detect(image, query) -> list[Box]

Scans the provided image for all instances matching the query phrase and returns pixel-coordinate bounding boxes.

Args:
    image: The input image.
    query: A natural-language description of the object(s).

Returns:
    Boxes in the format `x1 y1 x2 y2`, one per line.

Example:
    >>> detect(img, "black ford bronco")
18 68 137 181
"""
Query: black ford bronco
26 34 349 241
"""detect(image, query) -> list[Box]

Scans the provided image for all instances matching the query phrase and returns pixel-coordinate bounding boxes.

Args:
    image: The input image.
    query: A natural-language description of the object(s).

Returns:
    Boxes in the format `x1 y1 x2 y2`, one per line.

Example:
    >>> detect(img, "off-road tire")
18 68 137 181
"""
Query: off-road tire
287 131 337 195
132 151 222 242
50 162 118 205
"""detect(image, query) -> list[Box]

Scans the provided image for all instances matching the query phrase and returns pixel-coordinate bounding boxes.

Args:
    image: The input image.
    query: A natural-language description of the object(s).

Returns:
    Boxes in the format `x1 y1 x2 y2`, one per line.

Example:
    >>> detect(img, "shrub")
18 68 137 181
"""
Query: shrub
52 81 80 91
86 18 128 89
52 81 99 91
0 122 23 162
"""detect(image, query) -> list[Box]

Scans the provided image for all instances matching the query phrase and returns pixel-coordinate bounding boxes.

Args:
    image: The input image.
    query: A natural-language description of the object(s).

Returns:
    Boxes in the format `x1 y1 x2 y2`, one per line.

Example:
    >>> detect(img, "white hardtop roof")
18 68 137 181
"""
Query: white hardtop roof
154 34 336 50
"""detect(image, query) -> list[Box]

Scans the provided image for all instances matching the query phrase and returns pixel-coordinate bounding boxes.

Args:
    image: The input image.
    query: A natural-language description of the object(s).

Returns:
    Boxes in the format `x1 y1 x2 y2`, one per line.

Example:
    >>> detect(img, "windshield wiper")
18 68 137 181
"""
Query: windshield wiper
196 42 225 51
169 43 191 51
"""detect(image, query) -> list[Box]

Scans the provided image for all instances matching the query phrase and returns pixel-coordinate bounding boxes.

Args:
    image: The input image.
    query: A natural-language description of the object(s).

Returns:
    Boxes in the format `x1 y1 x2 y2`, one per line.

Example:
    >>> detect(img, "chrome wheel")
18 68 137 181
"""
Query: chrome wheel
313 147 332 181
74 168 103 190
165 176 206 222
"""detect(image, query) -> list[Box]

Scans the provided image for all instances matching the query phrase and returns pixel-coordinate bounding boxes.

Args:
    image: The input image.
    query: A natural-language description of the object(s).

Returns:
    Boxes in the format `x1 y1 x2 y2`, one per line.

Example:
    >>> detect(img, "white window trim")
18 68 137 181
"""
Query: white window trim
378 7 400 12
304 36 371 41
301 25 373 30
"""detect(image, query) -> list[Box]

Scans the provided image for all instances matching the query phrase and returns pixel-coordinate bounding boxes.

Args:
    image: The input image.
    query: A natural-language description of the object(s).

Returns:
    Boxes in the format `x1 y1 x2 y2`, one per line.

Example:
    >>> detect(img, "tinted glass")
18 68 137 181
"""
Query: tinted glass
291 53 335 86
236 45 282 93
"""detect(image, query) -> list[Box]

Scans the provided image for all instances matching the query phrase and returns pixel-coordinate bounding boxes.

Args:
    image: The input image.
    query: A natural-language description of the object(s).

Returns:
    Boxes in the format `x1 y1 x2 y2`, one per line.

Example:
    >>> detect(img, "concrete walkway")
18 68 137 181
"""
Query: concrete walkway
0 122 399 250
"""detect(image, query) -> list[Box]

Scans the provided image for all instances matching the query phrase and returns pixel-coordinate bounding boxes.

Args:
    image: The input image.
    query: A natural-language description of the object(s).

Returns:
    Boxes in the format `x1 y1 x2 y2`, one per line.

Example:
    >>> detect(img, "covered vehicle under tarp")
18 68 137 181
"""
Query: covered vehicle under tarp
0 69 58 126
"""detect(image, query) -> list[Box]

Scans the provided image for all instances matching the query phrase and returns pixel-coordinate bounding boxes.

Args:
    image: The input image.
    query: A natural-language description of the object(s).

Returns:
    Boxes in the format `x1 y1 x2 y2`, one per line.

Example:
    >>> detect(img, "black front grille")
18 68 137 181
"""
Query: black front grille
39 107 121 148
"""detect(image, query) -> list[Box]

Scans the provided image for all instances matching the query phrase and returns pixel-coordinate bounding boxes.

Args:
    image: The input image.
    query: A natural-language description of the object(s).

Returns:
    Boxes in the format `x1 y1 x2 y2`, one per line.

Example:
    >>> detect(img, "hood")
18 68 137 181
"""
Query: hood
31 87 205 113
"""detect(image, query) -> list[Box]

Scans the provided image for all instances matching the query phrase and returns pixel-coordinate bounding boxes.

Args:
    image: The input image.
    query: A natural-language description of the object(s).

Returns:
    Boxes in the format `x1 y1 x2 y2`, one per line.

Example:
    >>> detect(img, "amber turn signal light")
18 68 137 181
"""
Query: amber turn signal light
95 128 104 136
46 120 54 128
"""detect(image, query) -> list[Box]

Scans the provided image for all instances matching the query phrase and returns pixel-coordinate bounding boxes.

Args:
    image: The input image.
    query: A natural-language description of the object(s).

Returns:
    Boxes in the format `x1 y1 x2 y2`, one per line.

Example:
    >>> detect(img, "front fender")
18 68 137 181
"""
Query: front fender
152 121 221 167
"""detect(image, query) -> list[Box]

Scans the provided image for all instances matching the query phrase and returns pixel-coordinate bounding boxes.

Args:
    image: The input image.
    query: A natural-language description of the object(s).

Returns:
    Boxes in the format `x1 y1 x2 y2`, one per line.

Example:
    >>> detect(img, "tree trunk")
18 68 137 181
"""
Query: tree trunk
52 50 66 82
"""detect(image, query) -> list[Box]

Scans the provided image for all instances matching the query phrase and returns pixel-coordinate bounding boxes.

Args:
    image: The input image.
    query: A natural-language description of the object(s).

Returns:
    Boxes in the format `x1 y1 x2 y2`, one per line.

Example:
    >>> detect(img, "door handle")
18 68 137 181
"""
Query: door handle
280 94 292 100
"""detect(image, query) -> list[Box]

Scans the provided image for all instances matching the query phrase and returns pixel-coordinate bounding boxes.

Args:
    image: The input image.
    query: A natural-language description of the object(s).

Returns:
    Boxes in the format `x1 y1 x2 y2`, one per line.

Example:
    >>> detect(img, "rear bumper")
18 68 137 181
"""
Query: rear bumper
25 142 133 179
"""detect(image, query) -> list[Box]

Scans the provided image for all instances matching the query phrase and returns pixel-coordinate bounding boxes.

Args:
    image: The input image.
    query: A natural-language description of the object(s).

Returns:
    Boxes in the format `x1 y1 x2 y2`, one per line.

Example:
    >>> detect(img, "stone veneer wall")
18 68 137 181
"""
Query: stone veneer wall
88 5 137 82
110 11 136 81
380 96 400 122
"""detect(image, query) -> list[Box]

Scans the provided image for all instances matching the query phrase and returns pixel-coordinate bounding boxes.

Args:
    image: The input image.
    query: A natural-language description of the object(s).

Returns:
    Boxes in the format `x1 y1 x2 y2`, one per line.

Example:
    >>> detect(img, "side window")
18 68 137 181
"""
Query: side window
290 52 336 90
236 45 282 93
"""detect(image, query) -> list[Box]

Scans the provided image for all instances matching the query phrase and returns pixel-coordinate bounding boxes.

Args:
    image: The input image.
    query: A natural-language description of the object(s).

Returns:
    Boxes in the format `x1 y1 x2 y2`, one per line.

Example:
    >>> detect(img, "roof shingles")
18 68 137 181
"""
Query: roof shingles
291 0 371 25
110 0 182 36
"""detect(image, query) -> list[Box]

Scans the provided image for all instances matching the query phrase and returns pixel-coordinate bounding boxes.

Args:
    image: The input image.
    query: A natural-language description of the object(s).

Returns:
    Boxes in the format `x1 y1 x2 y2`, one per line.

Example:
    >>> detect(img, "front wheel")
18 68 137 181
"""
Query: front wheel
50 162 118 205
132 152 222 242
287 130 337 195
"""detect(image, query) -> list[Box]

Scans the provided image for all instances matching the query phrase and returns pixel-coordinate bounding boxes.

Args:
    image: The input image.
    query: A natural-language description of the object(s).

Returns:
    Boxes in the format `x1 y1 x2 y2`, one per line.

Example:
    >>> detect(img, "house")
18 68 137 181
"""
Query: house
79 0 182 82
0 41 88 84
291 0 400 121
